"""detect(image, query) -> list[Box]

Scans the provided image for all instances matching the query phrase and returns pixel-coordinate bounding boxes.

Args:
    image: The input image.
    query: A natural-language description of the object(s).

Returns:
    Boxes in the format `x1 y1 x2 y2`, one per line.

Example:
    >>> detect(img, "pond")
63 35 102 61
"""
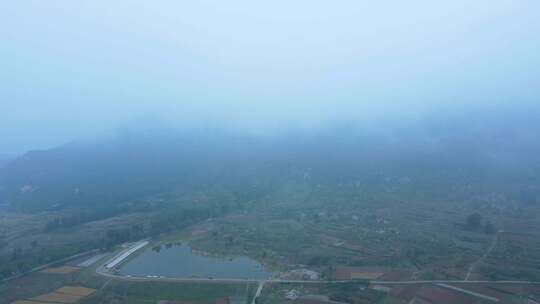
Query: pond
119 243 272 280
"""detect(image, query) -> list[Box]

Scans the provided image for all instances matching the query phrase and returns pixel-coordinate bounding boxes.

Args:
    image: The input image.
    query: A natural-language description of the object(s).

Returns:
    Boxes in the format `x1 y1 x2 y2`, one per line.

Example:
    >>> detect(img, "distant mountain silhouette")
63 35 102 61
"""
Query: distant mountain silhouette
1 111 539 211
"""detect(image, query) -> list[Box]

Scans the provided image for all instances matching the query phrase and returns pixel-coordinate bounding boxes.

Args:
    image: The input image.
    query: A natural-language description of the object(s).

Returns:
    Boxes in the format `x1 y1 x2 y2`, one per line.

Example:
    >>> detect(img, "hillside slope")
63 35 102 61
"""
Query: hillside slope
1 114 539 211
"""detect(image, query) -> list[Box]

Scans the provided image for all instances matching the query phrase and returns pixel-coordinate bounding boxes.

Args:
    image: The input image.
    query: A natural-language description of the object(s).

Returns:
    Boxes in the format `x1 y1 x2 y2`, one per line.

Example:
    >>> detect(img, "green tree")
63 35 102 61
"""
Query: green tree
466 213 482 230
484 220 496 234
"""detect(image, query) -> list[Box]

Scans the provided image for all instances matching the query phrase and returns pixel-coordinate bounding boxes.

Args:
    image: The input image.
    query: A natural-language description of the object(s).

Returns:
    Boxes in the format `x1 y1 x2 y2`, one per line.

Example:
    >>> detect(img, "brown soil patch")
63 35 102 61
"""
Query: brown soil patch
333 266 388 280
415 285 478 304
41 266 80 274
31 292 83 303
57 286 97 296
350 271 384 280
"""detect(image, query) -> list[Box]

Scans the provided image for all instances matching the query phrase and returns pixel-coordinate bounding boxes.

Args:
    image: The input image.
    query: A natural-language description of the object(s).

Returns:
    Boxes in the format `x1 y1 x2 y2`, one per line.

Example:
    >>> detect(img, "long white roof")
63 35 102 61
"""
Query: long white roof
105 241 148 269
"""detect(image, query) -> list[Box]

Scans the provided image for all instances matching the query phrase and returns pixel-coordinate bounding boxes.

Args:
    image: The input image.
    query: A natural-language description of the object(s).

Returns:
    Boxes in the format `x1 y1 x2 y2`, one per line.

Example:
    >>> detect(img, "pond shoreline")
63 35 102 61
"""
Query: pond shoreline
117 242 273 280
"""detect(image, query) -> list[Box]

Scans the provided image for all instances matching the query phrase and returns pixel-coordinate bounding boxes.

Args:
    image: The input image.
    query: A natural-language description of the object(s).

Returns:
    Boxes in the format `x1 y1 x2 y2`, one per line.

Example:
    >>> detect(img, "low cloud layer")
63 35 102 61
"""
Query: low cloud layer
1 1 539 153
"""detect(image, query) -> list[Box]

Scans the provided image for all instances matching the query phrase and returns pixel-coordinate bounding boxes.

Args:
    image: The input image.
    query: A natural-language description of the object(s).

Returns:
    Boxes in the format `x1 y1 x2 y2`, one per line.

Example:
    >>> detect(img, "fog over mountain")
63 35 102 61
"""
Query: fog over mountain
1 0 539 210
2 1 540 154
0 155 14 169
1 105 539 212
3 3 540 301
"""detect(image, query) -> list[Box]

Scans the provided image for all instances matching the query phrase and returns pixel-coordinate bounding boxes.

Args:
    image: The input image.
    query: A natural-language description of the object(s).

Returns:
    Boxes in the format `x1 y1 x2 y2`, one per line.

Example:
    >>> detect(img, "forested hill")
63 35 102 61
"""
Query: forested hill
1 111 539 211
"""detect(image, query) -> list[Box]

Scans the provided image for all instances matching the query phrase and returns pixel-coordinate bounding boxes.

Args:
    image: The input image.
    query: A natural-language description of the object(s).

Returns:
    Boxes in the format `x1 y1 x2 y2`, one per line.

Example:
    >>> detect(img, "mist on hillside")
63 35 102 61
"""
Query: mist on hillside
1 0 539 214
2 1 540 154
1 105 539 212
3 2 540 302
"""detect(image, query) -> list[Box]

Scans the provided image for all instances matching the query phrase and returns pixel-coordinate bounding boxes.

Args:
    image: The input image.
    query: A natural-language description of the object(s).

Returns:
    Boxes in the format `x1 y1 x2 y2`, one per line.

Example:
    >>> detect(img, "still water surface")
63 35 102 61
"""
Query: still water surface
120 243 271 279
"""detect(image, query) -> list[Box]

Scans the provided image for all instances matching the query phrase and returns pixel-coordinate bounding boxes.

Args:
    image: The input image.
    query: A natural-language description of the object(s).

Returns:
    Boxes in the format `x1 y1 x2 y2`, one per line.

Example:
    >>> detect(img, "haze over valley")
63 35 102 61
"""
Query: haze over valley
1 1 540 304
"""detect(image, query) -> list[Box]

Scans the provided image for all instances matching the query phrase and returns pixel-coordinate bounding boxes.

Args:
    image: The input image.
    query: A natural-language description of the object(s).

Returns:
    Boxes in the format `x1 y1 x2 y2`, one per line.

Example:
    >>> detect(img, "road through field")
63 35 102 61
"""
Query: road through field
95 239 540 286
89 235 540 304
96 264 540 286
465 231 500 281
251 281 264 304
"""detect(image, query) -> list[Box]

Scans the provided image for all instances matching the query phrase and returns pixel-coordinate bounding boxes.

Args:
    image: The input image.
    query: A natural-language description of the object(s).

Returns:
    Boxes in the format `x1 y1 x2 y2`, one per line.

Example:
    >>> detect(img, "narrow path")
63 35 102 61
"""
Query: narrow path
100 278 112 291
465 231 500 281
436 283 499 302
251 281 265 304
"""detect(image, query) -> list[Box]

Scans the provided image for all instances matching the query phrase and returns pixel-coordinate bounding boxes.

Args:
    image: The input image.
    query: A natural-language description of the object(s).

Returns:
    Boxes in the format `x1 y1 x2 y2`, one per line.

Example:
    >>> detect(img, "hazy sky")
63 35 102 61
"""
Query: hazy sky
1 1 539 153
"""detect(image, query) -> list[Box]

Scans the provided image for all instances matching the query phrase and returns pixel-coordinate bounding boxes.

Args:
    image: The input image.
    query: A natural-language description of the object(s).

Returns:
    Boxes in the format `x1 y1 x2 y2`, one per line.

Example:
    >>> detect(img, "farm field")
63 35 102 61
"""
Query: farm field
185 183 540 283
4 180 540 304
2 0 540 302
